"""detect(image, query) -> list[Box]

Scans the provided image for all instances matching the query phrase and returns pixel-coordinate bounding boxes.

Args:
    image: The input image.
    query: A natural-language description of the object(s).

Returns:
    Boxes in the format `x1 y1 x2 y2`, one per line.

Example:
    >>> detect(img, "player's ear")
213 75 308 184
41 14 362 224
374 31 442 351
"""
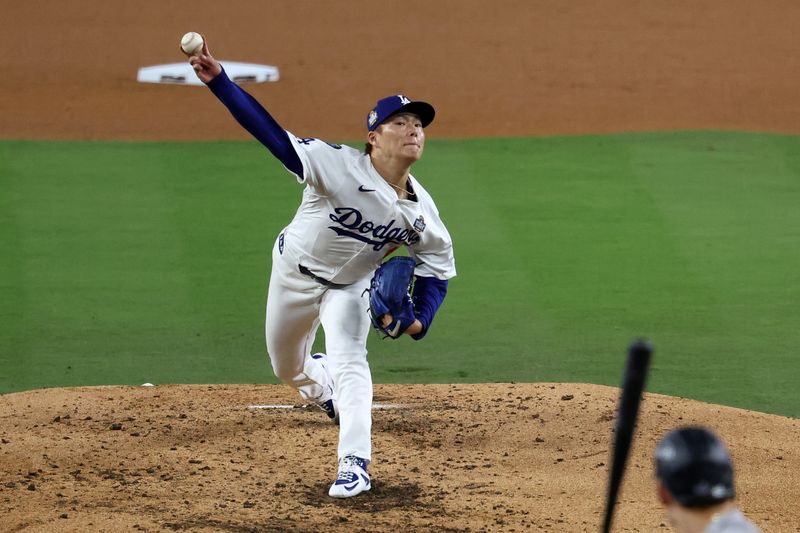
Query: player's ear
367 130 378 150
656 482 671 505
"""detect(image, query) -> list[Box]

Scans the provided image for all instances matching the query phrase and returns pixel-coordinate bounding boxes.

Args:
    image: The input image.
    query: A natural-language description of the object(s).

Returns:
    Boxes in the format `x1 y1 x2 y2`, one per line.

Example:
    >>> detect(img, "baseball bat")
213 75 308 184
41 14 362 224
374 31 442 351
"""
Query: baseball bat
601 338 653 533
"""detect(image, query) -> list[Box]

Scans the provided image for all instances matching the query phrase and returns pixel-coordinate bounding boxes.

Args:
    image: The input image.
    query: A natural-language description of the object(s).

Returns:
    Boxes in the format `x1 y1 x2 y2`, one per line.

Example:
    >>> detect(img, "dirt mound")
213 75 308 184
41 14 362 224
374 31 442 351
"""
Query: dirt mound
1 383 797 532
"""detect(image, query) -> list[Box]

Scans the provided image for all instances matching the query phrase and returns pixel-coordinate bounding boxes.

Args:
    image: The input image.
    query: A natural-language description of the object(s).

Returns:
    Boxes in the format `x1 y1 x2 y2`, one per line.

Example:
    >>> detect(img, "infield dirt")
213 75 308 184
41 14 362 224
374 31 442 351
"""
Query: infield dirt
2 384 799 532
3 1 800 141
2 1 800 531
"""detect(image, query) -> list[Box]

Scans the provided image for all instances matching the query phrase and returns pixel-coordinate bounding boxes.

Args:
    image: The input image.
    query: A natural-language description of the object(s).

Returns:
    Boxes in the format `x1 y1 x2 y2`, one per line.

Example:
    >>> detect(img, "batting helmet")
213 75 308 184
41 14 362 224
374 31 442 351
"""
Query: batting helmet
654 426 735 508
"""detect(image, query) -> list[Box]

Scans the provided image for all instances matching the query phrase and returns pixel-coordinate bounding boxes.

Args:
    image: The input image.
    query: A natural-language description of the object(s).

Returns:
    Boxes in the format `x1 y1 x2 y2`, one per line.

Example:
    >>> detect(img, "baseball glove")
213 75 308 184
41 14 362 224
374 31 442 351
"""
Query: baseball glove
366 256 416 339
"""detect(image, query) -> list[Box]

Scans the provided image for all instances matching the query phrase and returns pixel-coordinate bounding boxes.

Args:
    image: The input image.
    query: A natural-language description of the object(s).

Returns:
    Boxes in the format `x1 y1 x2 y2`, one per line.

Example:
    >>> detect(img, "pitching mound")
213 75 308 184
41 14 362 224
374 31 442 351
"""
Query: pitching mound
1 383 797 532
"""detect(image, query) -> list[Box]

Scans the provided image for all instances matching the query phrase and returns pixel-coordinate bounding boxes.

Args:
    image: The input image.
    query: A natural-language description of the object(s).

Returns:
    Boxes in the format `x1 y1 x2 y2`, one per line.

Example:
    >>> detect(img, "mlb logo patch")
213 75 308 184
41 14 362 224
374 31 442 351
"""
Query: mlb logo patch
413 215 426 232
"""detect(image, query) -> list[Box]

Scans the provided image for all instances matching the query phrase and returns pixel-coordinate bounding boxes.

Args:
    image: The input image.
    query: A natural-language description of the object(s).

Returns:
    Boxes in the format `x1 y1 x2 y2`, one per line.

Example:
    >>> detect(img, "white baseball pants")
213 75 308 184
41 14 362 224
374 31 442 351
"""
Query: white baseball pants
265 239 373 462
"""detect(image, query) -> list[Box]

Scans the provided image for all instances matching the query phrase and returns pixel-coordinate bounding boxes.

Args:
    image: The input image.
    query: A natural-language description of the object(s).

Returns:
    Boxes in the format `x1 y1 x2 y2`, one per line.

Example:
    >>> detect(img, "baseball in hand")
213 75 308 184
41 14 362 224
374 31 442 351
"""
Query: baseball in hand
180 32 204 55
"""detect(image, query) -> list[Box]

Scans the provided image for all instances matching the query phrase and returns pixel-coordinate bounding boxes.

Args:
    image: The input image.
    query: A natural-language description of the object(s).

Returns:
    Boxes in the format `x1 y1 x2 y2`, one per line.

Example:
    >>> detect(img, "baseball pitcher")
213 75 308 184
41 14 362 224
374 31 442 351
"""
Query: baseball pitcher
186 36 456 498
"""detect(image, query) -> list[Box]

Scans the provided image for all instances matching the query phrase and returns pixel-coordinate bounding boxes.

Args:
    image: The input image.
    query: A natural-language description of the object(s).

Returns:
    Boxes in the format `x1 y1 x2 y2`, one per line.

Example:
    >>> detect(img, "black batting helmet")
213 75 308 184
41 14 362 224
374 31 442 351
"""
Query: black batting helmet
654 426 735 508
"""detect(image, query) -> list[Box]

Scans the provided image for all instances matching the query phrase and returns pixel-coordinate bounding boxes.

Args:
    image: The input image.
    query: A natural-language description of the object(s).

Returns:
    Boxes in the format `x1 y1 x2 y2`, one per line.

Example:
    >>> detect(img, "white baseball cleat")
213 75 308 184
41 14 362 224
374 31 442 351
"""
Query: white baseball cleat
311 353 339 424
328 455 371 498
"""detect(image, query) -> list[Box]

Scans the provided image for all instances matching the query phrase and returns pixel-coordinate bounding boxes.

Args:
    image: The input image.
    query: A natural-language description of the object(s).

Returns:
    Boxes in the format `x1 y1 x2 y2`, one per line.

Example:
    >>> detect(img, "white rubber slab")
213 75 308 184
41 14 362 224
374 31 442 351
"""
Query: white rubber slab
247 403 407 410
137 62 279 86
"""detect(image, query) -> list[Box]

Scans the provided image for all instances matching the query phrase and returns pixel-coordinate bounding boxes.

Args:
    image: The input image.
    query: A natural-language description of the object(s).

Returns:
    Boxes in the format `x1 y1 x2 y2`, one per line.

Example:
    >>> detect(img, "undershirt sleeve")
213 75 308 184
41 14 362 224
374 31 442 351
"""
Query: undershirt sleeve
410 276 449 340
206 68 303 178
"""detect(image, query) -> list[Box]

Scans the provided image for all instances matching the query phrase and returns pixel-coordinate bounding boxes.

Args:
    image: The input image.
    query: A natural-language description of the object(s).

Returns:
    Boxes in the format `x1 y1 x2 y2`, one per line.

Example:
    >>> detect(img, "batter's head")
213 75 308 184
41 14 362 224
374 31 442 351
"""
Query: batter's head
367 95 435 132
654 426 735 508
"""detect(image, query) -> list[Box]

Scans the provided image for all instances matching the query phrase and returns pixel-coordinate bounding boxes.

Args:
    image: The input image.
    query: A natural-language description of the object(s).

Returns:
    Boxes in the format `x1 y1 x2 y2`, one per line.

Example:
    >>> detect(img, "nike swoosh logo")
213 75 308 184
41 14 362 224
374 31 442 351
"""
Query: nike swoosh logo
358 185 376 192
344 481 360 491
387 321 402 337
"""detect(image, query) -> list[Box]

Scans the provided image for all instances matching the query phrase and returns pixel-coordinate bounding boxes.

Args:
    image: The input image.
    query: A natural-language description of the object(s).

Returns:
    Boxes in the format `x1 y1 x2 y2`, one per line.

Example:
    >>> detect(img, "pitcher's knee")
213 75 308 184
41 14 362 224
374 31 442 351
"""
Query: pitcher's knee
267 356 304 386
272 366 302 386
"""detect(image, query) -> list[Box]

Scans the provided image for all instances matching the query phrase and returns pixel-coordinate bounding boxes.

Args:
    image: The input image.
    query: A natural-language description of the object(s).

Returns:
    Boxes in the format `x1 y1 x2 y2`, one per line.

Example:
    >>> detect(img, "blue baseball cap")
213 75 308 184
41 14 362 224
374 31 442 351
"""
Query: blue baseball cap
367 94 435 132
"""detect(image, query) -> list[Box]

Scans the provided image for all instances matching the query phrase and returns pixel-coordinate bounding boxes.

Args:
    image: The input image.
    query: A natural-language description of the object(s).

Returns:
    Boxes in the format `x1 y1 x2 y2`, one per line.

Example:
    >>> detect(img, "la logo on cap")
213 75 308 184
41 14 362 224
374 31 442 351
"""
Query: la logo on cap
398 95 411 105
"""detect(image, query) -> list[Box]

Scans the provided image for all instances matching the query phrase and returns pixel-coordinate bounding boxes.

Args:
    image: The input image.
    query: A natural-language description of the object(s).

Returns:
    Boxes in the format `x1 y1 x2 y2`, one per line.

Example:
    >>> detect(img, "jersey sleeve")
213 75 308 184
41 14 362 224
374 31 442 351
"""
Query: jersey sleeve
284 132 358 196
408 197 457 281
410 238 456 280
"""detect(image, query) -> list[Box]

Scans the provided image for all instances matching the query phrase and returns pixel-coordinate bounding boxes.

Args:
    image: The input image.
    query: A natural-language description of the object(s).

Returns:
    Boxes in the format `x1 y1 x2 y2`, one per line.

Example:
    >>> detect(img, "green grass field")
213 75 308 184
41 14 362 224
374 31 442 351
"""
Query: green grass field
1 132 798 417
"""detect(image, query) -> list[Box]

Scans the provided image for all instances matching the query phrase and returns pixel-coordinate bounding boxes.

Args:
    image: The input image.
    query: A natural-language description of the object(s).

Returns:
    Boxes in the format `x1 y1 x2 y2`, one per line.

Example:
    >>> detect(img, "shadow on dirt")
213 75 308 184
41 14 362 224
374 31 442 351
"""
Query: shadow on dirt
302 480 429 512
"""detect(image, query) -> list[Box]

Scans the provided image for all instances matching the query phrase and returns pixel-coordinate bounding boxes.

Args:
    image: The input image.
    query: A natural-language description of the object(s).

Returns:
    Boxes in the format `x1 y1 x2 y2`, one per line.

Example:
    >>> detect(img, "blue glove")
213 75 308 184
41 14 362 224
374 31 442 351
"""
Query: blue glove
366 256 416 339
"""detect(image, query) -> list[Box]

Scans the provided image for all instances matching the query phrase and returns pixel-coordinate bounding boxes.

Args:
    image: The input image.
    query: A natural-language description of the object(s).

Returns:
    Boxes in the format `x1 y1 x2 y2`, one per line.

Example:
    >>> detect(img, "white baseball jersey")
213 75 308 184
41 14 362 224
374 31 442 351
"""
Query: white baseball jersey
278 132 456 284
